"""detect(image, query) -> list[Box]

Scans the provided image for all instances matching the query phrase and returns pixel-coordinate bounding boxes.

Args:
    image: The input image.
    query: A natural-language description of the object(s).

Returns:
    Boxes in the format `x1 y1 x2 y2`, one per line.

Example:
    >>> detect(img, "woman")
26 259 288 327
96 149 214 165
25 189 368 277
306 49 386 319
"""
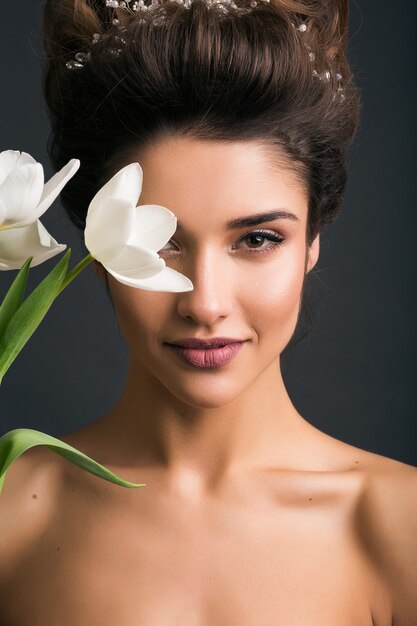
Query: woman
0 0 416 624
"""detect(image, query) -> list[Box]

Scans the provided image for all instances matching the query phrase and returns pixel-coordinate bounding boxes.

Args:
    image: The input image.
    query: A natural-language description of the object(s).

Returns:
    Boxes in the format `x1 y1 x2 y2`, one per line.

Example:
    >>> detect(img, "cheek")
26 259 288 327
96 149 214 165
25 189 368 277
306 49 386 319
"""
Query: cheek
245 247 305 339
108 277 172 346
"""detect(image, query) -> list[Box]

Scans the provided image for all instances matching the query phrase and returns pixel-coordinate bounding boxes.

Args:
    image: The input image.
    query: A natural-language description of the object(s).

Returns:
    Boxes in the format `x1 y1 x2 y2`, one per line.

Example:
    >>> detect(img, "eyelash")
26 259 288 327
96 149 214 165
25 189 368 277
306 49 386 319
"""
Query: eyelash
235 229 286 256
160 229 286 257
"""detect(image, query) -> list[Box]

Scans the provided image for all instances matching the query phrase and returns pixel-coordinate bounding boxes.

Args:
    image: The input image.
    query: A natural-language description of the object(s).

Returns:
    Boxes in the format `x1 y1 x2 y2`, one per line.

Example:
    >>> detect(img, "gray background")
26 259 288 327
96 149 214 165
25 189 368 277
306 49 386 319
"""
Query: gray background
0 1 416 466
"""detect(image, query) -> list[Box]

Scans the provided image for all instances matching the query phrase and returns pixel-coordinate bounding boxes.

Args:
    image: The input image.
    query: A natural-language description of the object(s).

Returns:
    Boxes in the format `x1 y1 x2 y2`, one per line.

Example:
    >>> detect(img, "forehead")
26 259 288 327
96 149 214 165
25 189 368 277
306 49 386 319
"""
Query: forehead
128 137 308 226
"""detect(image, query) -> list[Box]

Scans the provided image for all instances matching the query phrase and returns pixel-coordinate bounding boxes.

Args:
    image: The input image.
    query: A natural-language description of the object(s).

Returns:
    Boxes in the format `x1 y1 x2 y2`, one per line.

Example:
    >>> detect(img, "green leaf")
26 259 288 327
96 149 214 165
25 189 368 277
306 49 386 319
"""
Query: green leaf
0 257 32 342
0 250 71 383
0 428 146 495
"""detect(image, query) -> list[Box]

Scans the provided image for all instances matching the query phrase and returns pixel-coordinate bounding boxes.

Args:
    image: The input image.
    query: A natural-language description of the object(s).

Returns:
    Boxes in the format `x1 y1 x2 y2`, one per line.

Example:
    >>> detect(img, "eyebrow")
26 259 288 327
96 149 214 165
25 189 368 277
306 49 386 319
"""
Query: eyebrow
176 209 300 231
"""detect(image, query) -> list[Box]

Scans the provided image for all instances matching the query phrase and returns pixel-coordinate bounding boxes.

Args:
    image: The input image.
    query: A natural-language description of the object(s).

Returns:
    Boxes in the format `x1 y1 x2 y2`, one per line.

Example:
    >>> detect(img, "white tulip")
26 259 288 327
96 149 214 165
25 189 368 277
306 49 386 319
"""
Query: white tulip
85 162 194 292
0 150 80 270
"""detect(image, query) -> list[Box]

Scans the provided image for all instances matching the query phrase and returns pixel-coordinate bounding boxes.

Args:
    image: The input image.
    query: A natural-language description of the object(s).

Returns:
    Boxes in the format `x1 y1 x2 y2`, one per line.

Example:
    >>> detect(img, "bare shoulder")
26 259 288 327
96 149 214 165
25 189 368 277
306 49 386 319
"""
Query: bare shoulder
357 450 417 624
313 427 417 623
0 446 62 578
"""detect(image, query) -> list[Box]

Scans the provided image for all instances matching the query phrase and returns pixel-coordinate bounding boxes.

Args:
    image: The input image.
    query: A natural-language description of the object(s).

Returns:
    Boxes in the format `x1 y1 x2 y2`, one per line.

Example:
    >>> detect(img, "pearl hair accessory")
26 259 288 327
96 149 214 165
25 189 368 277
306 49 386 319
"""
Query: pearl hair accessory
64 0 345 101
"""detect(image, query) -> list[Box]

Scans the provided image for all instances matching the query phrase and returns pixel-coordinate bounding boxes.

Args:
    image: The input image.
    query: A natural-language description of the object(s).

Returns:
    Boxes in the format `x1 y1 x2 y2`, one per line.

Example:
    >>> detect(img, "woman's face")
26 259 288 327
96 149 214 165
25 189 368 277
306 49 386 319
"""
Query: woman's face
95 137 319 407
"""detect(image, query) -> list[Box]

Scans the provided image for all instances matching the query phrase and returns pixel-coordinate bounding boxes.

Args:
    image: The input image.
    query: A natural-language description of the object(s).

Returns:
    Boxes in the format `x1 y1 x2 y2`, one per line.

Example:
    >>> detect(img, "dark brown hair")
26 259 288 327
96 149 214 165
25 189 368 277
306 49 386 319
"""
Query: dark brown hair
42 0 361 344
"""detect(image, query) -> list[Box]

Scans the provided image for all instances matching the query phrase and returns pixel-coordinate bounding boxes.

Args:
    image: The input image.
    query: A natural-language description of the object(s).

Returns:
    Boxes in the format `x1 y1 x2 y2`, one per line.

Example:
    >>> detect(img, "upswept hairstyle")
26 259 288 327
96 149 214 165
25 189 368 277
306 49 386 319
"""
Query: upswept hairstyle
42 0 361 344
43 0 360 243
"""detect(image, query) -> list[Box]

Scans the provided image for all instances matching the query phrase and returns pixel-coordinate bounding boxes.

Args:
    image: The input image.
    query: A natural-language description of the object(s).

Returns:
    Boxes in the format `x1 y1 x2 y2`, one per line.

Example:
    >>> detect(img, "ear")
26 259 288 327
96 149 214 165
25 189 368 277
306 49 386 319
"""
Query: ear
306 233 320 273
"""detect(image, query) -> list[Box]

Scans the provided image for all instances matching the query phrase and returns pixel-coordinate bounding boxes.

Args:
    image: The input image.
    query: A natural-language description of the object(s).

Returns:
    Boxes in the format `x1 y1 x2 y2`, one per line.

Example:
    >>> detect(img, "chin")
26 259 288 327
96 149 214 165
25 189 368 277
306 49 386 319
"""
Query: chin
155 371 248 410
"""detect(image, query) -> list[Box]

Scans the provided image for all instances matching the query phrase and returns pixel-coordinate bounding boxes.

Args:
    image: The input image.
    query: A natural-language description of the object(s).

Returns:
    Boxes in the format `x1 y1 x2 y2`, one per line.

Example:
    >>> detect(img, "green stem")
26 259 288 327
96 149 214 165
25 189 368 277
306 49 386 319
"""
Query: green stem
58 253 94 295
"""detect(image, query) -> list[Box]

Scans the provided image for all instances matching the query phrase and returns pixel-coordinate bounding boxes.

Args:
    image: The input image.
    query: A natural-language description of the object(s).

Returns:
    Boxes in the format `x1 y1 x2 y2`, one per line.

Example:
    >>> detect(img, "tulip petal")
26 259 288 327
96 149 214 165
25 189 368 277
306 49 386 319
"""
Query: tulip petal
0 198 6 225
0 151 37 184
84 196 136 261
88 163 143 218
0 164 44 227
0 221 66 270
104 243 166 277
17 158 81 227
16 151 38 167
127 204 177 252
0 150 22 186
107 264 194 292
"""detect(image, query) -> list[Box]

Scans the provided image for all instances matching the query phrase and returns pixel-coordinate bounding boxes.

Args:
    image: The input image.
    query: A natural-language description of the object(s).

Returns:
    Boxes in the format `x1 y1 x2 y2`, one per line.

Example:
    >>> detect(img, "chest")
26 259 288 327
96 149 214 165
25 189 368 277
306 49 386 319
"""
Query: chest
1 493 389 626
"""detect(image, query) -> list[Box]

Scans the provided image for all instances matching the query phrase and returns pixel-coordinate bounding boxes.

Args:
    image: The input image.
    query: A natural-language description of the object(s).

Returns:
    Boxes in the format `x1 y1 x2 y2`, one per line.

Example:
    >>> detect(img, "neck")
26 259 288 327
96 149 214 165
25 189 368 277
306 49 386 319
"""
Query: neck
95 353 314 495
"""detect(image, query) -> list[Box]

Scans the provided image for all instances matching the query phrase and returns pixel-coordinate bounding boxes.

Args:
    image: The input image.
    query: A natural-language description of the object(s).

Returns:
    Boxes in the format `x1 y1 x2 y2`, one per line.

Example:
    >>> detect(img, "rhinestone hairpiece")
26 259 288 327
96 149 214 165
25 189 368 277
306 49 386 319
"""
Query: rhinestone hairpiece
66 0 267 70
64 0 345 101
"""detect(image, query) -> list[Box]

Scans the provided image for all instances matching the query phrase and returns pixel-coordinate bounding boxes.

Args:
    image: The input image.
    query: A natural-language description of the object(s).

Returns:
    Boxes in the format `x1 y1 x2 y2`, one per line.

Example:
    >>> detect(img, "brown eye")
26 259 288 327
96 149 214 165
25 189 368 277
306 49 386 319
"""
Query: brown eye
235 230 285 255
244 232 268 248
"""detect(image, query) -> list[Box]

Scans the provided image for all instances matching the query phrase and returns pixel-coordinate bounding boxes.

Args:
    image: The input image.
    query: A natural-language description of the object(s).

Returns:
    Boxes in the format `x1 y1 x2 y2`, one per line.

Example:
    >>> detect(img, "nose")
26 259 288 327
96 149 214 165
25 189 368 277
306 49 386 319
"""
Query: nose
175 245 234 326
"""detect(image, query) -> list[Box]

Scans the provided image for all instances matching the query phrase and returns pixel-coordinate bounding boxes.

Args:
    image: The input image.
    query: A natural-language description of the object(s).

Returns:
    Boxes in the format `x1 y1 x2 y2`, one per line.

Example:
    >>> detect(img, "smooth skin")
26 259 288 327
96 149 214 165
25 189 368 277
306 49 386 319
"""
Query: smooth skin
0 138 416 625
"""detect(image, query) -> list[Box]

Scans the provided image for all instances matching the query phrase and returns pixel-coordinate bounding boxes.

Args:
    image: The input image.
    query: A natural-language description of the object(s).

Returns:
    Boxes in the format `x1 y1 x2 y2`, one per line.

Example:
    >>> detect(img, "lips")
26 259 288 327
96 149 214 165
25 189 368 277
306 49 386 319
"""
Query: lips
167 337 244 349
167 341 245 368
